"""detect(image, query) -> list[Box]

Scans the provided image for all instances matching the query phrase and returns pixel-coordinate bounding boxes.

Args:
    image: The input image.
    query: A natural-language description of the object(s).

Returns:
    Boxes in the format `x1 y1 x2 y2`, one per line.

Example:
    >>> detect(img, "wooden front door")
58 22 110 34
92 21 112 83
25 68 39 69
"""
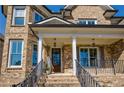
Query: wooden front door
52 48 61 72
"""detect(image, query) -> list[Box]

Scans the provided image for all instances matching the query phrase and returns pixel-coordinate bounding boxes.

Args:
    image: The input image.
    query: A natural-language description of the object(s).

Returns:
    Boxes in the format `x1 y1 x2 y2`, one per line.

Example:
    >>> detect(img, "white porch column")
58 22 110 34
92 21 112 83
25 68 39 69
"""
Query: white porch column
72 36 77 75
38 34 43 63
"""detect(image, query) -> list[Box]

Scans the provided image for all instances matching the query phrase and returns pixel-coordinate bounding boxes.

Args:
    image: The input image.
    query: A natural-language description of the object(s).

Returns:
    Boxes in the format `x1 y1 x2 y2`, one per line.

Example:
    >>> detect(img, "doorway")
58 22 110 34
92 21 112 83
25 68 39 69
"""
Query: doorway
52 48 61 72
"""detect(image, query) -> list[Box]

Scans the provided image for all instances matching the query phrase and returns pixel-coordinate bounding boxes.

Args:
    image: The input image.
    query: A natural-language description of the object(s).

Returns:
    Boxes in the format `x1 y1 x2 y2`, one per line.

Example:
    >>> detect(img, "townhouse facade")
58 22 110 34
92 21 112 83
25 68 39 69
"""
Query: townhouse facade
1 5 124 86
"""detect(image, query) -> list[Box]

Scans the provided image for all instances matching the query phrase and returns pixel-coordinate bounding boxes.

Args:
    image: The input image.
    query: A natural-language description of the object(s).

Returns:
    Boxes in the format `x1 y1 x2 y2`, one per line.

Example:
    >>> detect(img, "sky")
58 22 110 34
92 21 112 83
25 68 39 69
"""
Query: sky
0 5 124 35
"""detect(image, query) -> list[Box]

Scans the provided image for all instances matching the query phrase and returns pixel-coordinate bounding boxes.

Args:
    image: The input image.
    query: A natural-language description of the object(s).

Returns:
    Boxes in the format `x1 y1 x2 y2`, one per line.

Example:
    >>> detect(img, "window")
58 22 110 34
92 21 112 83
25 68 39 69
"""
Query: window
34 11 44 23
79 47 98 67
79 20 87 25
8 40 23 67
12 6 26 25
78 19 97 25
32 45 37 66
87 20 96 25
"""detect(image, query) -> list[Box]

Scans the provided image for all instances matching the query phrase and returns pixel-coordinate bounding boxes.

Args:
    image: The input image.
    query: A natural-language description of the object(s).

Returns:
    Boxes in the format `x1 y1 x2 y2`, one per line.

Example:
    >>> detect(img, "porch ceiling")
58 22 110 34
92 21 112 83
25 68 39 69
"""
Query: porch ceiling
44 38 120 46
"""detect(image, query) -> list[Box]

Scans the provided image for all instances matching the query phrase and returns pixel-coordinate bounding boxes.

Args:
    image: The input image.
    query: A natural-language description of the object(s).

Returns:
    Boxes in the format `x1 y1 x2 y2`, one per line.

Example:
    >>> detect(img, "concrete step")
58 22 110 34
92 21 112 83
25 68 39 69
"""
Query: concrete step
41 73 81 87
46 78 79 82
45 82 81 87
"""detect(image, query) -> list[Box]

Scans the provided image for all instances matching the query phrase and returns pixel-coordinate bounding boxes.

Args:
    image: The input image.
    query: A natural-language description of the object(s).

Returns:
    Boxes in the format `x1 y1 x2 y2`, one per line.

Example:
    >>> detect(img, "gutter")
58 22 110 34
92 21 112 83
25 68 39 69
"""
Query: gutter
29 24 124 28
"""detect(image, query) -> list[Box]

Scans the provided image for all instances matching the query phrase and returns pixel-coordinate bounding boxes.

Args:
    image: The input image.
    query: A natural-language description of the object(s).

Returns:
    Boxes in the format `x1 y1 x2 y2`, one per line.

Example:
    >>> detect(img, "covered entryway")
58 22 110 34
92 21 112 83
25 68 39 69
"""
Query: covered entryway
29 17 124 75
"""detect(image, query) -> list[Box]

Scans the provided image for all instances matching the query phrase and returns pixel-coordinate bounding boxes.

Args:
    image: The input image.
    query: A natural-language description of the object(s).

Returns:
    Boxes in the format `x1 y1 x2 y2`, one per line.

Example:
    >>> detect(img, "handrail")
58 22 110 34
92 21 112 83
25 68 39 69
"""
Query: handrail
12 60 46 87
76 59 101 87
77 59 124 75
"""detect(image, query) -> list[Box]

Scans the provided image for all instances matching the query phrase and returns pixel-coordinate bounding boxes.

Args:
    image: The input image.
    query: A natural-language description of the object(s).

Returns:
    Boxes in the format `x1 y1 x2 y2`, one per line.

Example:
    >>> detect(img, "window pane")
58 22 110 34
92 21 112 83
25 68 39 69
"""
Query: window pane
10 54 21 66
88 20 95 25
17 41 22 53
32 45 37 66
15 9 24 17
78 20 96 25
9 40 23 66
11 41 17 53
89 48 97 67
33 45 37 51
79 20 87 25
15 17 24 25
35 13 43 23
80 49 89 67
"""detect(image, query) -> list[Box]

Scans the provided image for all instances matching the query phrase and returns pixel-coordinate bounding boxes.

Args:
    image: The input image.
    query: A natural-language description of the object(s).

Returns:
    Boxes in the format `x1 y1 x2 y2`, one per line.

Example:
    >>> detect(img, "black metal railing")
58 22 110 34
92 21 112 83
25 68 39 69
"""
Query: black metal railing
78 59 124 75
77 59 123 75
76 59 101 87
12 60 46 87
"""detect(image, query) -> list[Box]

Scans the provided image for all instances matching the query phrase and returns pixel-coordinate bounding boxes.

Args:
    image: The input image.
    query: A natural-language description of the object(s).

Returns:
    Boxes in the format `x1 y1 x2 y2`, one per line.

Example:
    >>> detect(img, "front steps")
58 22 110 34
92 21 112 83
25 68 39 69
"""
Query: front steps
39 73 81 87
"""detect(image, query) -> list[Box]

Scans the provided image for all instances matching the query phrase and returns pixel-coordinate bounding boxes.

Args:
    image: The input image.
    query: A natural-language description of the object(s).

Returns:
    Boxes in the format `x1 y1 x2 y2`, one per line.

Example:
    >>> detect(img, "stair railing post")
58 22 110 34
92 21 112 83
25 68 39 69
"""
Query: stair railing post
112 59 116 75
95 59 97 75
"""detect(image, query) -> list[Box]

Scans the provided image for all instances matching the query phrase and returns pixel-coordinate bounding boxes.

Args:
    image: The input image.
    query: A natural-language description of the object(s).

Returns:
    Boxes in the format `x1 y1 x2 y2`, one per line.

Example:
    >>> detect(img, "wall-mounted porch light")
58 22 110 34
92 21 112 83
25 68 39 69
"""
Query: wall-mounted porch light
92 38 96 47
53 38 56 47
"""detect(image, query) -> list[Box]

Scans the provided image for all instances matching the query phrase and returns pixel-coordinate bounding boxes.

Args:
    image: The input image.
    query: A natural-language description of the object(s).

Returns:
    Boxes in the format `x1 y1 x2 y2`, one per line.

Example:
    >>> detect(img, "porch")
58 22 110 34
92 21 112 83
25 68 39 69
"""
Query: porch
40 37 124 75
28 24 124 75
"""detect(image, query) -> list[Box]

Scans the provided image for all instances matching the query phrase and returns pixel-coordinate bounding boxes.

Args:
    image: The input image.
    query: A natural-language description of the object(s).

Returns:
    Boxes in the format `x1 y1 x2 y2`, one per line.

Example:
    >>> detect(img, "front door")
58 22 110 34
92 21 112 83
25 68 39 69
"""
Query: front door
52 48 61 72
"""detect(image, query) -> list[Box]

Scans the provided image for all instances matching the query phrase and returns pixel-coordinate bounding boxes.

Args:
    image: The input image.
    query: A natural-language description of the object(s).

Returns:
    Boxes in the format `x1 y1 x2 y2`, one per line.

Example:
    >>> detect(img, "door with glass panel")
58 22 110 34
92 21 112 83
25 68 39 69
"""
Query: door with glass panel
52 48 61 72
79 47 98 67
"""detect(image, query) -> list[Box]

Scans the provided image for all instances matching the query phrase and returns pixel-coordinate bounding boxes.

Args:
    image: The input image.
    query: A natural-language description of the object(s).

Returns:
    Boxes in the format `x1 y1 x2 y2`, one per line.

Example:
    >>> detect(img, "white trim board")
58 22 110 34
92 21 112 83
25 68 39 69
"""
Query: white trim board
37 17 71 24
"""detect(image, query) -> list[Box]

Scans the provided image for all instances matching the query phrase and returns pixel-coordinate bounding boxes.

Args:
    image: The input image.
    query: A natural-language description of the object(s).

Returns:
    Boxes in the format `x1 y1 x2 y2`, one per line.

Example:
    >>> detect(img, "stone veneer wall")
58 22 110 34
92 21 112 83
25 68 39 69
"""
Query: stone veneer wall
104 40 124 73
69 6 111 24
0 39 4 73
62 45 73 73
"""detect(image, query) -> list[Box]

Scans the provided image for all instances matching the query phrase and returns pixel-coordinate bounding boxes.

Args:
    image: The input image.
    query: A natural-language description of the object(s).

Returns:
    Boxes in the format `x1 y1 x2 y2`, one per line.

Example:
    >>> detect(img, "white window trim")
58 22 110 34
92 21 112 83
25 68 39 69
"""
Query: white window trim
37 17 71 24
33 11 45 23
79 47 100 67
8 40 24 68
12 6 26 26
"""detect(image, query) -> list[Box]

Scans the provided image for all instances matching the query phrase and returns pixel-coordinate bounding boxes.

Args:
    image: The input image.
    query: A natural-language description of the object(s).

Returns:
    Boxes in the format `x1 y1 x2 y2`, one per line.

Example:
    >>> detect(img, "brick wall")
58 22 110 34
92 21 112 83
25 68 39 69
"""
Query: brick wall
69 6 111 24
0 6 37 85
62 45 73 72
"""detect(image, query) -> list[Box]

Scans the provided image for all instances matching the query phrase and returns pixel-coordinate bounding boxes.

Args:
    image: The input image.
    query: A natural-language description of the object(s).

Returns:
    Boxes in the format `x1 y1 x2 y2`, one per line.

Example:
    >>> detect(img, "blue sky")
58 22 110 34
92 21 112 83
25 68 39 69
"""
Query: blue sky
0 5 124 35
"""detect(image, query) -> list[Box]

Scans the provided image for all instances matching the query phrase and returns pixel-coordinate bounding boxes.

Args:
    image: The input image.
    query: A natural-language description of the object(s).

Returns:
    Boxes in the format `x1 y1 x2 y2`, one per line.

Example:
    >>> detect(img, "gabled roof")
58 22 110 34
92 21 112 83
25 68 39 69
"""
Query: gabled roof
111 17 124 24
2 5 124 25
36 16 72 24
64 5 115 10
63 5 124 24
119 19 124 24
